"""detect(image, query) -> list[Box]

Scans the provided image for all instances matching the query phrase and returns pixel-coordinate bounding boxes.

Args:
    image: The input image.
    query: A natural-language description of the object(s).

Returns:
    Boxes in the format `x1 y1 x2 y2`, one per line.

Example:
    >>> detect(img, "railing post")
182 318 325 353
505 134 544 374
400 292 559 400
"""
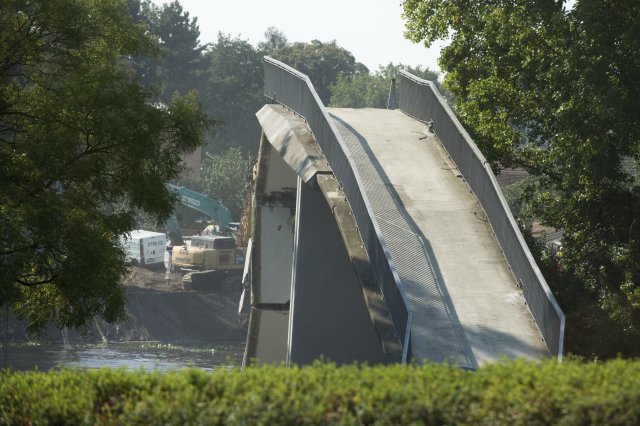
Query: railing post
387 78 397 110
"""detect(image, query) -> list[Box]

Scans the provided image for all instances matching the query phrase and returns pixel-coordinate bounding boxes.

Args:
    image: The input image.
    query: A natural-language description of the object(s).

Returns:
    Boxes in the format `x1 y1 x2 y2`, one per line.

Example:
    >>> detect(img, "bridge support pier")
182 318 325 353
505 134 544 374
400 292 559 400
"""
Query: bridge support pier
288 177 386 365
243 131 296 366
244 105 401 366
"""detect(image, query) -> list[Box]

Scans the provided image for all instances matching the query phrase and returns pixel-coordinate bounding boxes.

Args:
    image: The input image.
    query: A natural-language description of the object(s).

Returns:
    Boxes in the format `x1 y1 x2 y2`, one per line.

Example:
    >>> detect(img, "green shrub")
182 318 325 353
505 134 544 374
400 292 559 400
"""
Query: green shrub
1 360 640 425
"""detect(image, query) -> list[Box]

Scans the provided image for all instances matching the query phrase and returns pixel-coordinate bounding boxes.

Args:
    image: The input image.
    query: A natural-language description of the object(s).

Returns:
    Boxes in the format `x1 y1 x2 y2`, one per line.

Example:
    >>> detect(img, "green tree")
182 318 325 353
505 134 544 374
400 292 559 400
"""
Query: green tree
0 0 208 332
258 26 288 53
330 72 387 108
198 33 264 154
272 40 368 104
130 0 205 101
329 63 441 108
403 0 640 352
199 148 250 219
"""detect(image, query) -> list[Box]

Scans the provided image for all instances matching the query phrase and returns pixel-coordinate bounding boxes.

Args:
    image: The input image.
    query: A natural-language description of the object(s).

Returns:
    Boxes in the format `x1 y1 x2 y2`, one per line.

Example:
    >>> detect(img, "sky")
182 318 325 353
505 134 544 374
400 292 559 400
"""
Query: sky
151 0 446 73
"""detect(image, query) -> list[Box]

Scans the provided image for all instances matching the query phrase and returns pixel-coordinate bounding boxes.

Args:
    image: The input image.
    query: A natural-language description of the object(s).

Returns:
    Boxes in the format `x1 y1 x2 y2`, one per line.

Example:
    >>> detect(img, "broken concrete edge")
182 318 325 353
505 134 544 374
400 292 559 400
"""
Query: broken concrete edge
244 126 297 365
254 131 271 198
316 174 404 363
247 105 406 364
256 104 332 183
250 131 297 307
250 131 270 306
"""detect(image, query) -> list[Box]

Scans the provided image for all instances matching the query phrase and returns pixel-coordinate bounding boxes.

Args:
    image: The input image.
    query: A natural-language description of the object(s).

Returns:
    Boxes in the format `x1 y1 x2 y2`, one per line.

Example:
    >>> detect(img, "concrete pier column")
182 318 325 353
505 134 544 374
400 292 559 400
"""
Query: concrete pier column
245 105 402 366
287 179 386 365
244 132 296 366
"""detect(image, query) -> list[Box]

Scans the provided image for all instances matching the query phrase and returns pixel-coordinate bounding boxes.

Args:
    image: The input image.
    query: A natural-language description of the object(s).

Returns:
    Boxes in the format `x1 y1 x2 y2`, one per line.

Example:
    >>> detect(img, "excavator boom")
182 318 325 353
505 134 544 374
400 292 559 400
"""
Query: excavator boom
167 183 233 228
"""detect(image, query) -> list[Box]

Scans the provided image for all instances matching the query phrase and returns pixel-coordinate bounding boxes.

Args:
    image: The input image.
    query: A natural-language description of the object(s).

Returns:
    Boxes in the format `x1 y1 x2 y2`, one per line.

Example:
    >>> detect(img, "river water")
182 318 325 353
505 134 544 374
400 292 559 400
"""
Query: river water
1 341 245 372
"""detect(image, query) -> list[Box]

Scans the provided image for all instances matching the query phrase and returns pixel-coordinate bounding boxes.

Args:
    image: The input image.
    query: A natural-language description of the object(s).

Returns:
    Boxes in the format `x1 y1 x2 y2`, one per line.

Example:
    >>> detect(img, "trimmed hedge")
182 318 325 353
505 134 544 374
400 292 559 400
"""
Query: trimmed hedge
1 360 639 425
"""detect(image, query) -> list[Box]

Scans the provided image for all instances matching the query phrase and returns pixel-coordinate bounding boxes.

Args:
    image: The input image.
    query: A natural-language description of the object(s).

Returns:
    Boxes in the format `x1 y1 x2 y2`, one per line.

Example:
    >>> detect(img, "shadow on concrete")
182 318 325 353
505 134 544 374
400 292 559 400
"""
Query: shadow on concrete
330 113 477 369
459 324 549 363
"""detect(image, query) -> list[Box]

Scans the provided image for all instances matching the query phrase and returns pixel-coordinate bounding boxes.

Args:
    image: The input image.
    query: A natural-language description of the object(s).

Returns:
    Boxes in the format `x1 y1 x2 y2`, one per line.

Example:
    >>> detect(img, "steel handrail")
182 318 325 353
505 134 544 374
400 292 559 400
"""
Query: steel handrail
263 56 413 363
397 70 565 360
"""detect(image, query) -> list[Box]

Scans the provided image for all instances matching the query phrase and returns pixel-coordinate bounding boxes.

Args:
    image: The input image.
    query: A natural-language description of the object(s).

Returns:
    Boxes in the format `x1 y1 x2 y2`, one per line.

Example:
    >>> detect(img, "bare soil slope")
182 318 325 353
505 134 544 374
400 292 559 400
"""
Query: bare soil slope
6 267 247 344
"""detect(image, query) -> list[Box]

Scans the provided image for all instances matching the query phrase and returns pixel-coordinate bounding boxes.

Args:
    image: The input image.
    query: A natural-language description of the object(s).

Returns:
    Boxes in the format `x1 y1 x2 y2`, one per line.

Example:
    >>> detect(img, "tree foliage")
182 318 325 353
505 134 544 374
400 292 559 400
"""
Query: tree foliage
403 0 640 346
329 63 440 109
199 147 250 219
128 0 205 102
258 26 288 54
272 40 368 104
197 33 264 154
0 0 208 332
329 72 389 109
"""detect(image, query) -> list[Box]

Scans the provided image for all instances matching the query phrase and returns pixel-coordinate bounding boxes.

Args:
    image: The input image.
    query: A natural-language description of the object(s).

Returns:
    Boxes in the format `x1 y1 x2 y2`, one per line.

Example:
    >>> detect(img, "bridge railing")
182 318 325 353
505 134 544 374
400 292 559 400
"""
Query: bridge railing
397 70 565 359
263 57 413 363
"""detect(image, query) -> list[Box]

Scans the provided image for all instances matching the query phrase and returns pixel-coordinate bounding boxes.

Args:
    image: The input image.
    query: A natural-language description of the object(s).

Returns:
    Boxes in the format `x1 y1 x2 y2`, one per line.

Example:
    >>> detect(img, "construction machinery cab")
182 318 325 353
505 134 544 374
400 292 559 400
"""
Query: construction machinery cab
190 235 235 250
171 235 246 291
164 185 250 291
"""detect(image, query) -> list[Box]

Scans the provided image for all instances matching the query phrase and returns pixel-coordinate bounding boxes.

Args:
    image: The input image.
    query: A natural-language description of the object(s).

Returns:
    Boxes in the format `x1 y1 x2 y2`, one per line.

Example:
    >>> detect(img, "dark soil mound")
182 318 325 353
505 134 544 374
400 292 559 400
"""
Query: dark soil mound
4 267 246 344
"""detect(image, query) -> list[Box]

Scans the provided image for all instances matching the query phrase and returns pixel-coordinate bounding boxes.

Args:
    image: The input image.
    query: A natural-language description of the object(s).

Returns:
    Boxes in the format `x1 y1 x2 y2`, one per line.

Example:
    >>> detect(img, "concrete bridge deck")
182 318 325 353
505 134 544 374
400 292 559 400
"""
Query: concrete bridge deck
329 108 548 366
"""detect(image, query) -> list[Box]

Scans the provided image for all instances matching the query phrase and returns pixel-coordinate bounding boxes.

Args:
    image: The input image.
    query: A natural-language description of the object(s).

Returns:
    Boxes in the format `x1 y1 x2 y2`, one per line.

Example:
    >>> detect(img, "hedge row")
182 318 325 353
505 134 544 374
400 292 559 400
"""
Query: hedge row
1 359 639 425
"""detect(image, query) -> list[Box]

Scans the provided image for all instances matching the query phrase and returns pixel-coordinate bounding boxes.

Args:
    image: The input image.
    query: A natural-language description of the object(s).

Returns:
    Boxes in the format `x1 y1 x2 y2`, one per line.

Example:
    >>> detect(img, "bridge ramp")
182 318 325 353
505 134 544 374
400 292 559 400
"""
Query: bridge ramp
329 108 549 366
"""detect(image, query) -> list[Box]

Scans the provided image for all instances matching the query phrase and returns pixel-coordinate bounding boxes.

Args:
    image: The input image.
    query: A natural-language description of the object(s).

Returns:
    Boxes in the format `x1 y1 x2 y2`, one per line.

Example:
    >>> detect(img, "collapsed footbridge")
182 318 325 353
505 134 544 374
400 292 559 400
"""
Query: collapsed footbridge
242 57 564 368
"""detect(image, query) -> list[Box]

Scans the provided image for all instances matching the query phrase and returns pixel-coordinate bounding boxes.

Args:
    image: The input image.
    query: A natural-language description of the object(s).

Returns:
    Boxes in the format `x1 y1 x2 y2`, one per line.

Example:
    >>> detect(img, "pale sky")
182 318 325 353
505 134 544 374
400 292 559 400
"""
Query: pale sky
151 0 445 73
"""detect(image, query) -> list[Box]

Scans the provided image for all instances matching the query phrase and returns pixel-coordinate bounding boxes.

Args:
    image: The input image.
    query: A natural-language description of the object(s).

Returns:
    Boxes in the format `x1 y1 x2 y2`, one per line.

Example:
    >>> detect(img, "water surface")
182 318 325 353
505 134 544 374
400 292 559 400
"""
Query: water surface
1 341 245 372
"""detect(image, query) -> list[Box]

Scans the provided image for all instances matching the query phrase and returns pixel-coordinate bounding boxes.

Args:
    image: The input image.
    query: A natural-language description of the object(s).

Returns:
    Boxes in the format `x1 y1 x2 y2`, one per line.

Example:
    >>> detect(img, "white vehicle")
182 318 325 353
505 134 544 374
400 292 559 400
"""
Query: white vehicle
121 230 167 267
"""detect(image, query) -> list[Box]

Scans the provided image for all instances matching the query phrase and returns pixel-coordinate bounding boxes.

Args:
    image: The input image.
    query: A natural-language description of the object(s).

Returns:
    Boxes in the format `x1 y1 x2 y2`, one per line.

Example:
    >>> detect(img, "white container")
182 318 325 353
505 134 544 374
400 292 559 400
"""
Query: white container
121 230 167 266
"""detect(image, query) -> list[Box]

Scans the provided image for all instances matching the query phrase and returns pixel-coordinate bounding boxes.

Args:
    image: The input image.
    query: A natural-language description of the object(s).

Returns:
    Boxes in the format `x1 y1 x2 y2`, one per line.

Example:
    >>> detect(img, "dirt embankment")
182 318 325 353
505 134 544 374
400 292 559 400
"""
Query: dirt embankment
7 267 247 344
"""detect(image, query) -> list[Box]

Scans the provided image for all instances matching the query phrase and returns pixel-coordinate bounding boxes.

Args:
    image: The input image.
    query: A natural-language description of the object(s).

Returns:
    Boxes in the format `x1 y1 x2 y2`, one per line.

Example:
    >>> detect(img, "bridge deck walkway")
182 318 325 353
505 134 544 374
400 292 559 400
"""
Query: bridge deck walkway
329 108 548 366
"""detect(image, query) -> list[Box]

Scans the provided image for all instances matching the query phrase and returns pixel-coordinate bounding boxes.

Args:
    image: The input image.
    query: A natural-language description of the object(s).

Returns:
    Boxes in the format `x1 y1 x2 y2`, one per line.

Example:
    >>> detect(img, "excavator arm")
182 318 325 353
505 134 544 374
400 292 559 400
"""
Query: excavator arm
165 184 234 243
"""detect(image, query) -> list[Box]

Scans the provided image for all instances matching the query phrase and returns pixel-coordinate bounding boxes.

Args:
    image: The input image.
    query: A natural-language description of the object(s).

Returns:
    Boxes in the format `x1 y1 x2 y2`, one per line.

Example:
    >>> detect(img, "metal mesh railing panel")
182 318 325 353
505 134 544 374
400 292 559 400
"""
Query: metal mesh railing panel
332 116 475 367
263 57 412 362
397 70 565 359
